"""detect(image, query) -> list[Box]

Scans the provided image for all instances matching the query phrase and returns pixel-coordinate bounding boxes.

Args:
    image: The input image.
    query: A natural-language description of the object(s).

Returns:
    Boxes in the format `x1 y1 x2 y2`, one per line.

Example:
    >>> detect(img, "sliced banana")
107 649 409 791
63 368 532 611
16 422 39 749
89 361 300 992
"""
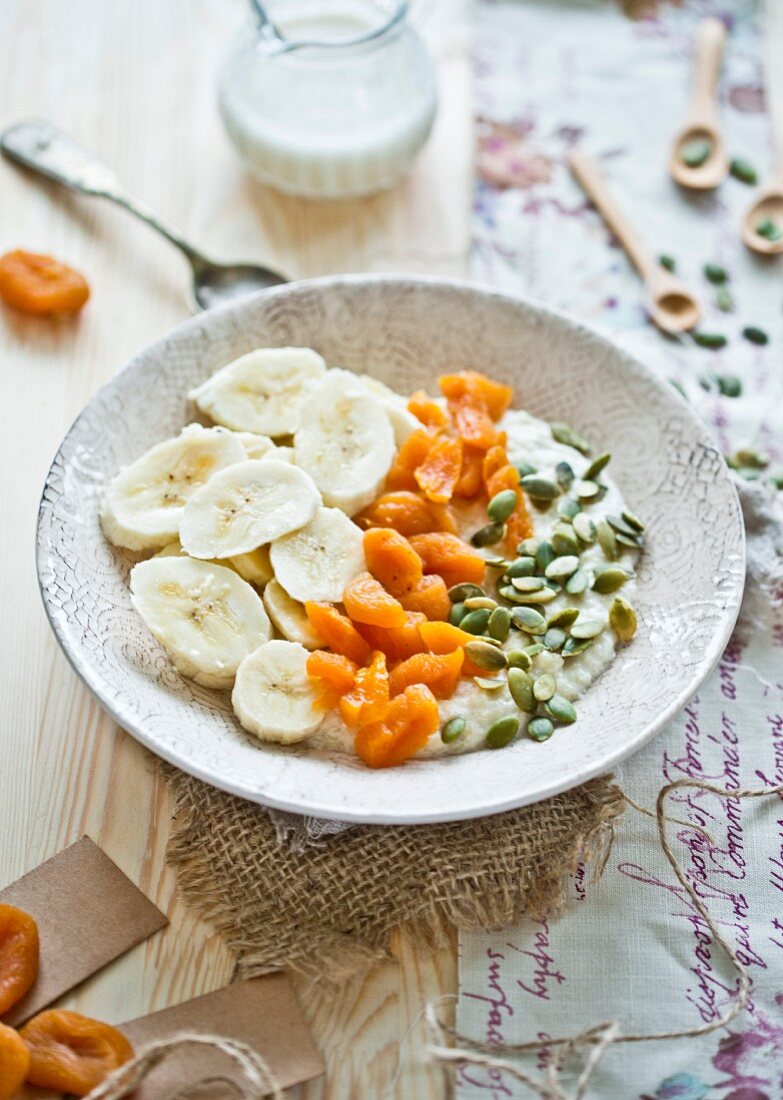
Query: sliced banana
233 432 277 460
130 556 271 689
361 376 420 445
294 370 396 514
232 640 324 743
270 505 366 602
189 347 326 437
260 445 294 464
229 545 274 587
179 459 321 560
101 424 245 551
263 579 324 648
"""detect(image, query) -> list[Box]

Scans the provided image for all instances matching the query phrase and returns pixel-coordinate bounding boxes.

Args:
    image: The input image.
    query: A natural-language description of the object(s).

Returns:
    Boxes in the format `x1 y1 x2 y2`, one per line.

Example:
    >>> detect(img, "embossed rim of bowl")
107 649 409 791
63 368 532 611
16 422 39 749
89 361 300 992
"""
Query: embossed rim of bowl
36 275 745 823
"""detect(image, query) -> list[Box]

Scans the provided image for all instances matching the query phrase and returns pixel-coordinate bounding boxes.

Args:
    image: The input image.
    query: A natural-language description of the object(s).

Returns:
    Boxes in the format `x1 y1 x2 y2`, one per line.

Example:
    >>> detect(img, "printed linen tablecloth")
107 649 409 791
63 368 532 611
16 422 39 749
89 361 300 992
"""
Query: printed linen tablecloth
457 1 783 1096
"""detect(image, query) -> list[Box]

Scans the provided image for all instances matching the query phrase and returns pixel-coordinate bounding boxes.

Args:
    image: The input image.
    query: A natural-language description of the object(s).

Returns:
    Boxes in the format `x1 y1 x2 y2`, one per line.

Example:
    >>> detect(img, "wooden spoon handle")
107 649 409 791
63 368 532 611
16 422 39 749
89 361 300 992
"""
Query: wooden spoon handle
568 150 653 279
689 17 726 118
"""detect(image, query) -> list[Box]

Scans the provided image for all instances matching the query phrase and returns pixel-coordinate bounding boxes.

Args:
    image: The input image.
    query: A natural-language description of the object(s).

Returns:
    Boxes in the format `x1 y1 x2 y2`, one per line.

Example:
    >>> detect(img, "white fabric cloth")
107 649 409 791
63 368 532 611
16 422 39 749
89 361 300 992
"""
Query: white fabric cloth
458 1 783 1096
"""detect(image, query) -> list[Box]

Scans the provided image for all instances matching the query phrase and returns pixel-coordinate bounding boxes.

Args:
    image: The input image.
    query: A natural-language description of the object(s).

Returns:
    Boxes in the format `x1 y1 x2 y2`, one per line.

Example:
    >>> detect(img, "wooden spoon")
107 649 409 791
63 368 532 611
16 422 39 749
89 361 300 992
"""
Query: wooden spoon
570 149 700 335
741 0 783 254
669 18 729 191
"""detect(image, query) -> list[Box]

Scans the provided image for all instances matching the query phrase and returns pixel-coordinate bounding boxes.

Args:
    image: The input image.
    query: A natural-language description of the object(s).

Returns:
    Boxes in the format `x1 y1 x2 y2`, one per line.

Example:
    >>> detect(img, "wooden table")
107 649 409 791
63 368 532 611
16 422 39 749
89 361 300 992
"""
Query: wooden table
0 1 470 1095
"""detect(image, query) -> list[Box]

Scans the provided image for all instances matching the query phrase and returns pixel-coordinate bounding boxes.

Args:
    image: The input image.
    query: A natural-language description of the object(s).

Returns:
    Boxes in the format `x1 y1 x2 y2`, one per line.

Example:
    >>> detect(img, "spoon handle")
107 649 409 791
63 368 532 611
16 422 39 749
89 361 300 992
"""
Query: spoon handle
689 17 726 119
0 119 206 264
568 150 654 280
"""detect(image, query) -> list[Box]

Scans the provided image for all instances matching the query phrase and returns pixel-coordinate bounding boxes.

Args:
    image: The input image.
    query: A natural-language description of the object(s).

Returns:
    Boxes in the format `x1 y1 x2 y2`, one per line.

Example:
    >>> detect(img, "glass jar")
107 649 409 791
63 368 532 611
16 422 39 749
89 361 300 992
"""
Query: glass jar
218 0 438 199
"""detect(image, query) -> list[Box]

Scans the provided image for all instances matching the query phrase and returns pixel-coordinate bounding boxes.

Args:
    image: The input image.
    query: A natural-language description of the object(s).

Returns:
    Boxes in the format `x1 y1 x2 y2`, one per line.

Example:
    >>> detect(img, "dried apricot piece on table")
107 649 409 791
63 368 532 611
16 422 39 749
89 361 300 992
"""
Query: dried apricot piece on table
414 434 463 504
355 684 440 768
389 648 464 699
408 532 486 588
399 574 450 621
363 528 423 597
358 611 428 662
20 1010 133 1097
0 1021 30 1100
386 429 433 491
0 903 39 1015
340 650 390 727
356 491 458 537
306 650 358 708
0 250 90 315
343 572 407 628
304 603 371 665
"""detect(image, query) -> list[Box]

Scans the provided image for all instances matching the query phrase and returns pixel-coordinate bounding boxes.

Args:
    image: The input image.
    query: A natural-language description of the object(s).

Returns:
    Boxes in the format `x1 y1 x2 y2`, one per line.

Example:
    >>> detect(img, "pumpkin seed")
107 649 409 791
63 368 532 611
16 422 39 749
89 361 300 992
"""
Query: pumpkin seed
694 331 728 350
576 479 600 499
487 489 519 524
499 585 532 604
506 649 533 671
506 556 536 579
485 557 511 570
520 475 560 500
460 608 492 634
441 716 466 744
555 461 575 491
659 254 676 272
756 216 783 241
571 617 606 639
717 373 741 397
616 532 643 549
551 422 592 456
573 512 596 544
510 606 547 634
543 627 567 651
562 636 592 657
518 538 541 557
478 635 504 648
535 541 555 571
730 157 757 185
486 715 520 748
465 640 508 671
558 497 581 521
596 519 618 560
704 262 728 285
607 514 639 538
592 566 632 594
715 286 734 313
528 716 554 742
523 643 545 658
742 325 769 346
565 568 590 595
448 582 485 603
471 522 506 548
514 587 559 605
488 606 511 642
464 596 498 610
533 673 557 702
583 452 611 480
516 461 538 478
609 596 637 641
551 526 580 556
545 555 580 581
449 601 466 626
547 607 580 629
507 667 535 712
621 509 645 533
511 575 545 593
474 676 506 691
545 694 577 724
680 138 712 167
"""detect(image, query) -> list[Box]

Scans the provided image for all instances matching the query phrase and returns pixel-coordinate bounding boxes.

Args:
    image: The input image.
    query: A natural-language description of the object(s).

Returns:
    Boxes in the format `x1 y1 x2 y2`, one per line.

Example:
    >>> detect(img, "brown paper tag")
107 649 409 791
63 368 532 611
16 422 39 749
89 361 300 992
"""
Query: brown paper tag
22 976 324 1099
1 837 167 1027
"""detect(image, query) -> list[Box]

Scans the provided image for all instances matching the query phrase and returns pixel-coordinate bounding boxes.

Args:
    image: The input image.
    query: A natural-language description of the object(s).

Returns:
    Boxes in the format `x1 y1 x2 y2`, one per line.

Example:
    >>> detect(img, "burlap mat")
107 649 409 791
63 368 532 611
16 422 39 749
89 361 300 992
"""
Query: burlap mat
163 767 624 979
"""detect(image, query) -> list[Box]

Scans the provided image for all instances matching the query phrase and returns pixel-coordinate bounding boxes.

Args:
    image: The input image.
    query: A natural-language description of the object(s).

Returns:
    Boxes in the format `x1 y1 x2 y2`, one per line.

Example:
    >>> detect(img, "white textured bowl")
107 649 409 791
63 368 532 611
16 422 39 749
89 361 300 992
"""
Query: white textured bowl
37 276 745 823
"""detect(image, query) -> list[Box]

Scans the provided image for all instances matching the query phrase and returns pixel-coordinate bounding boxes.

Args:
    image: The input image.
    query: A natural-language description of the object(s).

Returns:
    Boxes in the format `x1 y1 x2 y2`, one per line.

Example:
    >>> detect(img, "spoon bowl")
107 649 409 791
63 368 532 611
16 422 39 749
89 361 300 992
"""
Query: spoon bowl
649 283 701 335
670 125 729 191
741 185 783 255
190 258 287 311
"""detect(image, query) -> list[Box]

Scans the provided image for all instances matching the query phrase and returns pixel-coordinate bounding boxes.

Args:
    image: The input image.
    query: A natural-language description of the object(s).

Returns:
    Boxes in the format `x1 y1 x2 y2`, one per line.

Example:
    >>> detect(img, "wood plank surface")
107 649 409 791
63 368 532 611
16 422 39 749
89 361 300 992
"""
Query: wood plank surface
0 1 470 1096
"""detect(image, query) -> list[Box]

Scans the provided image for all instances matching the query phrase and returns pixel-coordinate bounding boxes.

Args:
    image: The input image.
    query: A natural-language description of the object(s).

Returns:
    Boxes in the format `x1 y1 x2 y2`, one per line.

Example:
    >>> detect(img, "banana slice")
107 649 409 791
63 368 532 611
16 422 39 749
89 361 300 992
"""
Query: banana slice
130 556 271 689
179 459 321 560
270 505 366 602
360 376 420 445
233 432 277 460
229 546 274 587
232 640 324 743
101 424 245 551
260 445 294 464
263 578 324 648
189 347 327 436
294 370 395 514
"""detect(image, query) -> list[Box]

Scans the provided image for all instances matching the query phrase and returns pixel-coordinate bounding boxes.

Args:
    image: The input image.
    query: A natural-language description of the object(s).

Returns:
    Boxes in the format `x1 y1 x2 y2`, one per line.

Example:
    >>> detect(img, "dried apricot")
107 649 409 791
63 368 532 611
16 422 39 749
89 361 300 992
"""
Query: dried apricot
408 532 486 588
399 574 450 620
414 434 463 503
0 250 90 315
304 603 371 665
355 684 439 767
340 651 390 727
358 611 428 662
363 528 423 597
408 390 449 431
482 444 508 486
438 371 513 420
21 1010 133 1096
306 650 358 708
343 572 407 628
486 463 520 500
389 648 464 699
448 394 499 451
0 903 39 1015
454 446 484 499
0 1021 30 1100
386 430 433 491
505 497 534 549
356 491 458 537
418 620 475 653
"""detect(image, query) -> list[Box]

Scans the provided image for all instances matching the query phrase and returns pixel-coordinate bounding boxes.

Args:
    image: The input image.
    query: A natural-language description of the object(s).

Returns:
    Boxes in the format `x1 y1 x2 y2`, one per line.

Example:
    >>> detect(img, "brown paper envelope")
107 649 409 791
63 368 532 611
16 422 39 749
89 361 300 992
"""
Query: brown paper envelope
1 836 167 1026
22 976 324 1099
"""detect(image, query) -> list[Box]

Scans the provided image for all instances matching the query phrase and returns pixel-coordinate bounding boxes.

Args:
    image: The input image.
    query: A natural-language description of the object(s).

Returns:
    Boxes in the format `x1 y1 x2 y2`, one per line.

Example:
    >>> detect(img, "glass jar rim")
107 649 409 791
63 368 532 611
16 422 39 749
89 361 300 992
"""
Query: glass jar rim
250 0 409 55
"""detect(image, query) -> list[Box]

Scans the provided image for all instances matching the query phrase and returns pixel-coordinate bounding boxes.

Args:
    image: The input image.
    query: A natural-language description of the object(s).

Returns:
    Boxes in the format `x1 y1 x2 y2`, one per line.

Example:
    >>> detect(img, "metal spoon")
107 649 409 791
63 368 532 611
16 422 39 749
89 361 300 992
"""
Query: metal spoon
570 149 700 335
669 18 729 191
0 120 287 311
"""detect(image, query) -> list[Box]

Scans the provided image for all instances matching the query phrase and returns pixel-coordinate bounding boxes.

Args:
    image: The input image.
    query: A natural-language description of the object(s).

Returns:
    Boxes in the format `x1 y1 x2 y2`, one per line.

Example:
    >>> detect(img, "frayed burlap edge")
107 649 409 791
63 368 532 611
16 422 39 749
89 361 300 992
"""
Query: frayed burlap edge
163 765 625 982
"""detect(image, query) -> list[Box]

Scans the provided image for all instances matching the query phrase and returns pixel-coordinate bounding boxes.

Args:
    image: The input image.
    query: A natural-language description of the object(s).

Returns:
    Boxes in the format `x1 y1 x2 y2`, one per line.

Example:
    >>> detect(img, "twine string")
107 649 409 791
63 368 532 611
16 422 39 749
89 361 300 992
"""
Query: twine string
84 1033 284 1100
